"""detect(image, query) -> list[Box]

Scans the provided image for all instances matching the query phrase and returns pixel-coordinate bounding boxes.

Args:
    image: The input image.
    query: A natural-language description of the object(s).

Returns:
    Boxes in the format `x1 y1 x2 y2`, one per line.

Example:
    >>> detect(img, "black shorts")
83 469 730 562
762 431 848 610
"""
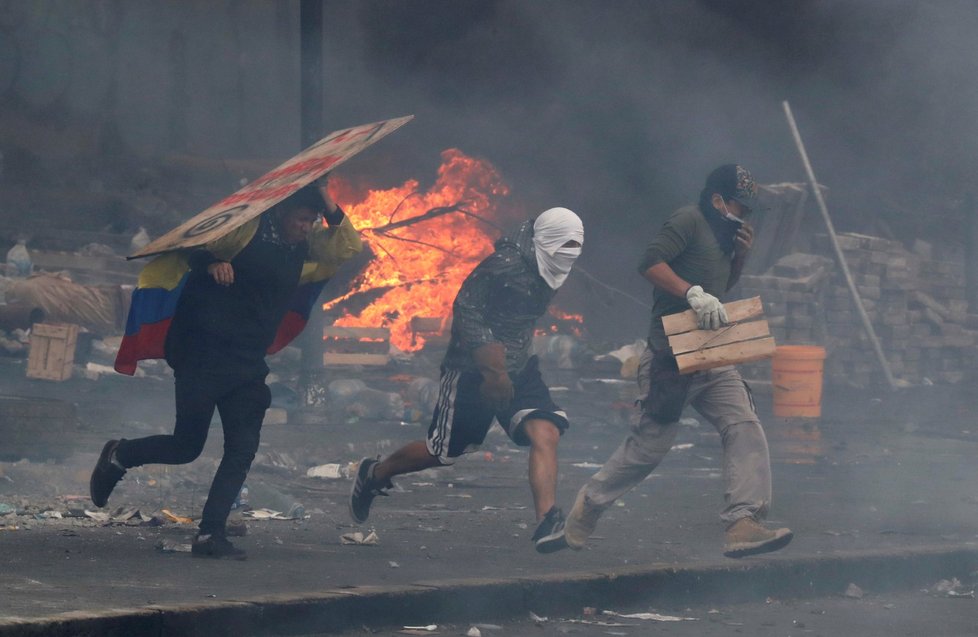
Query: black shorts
425 355 569 463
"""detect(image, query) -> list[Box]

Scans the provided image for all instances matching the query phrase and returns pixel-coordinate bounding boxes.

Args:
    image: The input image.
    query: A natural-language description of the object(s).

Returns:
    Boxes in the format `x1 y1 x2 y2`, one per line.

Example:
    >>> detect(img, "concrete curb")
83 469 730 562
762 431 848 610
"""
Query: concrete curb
1 544 975 636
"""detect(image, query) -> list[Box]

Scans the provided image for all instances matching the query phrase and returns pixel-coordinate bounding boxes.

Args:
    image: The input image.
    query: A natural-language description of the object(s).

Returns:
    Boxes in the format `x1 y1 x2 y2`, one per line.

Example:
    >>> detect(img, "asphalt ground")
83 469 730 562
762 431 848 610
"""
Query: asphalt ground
1 357 978 634
320 589 978 637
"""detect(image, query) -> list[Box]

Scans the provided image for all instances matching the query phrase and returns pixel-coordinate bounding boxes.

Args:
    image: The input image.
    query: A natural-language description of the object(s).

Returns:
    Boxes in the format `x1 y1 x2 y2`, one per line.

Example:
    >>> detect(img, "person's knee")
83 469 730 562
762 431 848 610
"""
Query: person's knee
525 418 561 449
171 443 205 465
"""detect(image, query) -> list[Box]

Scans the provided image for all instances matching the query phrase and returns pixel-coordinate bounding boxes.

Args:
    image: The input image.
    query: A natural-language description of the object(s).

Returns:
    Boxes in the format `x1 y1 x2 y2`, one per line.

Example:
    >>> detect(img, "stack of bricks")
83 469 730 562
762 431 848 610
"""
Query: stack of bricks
737 253 834 384
735 232 978 388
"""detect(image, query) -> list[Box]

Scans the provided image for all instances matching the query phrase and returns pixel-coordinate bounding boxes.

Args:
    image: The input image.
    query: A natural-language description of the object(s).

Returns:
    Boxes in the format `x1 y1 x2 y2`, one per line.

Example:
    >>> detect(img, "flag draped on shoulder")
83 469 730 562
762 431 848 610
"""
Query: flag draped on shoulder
115 216 363 375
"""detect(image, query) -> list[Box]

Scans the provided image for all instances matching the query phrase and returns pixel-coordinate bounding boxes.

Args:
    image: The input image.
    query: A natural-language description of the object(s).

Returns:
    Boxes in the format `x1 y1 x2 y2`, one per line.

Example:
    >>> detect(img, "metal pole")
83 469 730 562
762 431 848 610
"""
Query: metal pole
965 193 978 311
782 100 900 391
298 0 325 410
300 0 323 147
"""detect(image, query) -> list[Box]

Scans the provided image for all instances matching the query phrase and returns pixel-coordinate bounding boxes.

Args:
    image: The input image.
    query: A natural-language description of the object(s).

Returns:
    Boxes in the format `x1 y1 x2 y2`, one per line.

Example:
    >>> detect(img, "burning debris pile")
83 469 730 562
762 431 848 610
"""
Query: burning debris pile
326 149 513 353
740 233 977 388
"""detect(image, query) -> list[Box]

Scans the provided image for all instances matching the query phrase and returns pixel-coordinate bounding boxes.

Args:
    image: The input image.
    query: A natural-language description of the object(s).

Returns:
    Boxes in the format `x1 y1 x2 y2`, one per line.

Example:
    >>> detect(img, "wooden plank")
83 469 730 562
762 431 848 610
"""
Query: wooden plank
323 353 390 366
410 316 449 332
324 326 390 341
676 336 776 374
662 297 764 336
669 319 770 355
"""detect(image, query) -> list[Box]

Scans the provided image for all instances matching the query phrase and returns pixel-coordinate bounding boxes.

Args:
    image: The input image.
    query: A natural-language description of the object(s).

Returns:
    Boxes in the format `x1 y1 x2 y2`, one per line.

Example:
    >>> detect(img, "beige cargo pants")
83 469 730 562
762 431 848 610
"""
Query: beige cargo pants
579 348 772 523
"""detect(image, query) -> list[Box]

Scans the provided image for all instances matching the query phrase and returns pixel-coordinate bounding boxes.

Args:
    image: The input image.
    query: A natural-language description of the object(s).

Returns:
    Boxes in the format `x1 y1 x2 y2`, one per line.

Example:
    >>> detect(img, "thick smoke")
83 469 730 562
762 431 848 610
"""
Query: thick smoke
1 0 974 339
314 0 978 340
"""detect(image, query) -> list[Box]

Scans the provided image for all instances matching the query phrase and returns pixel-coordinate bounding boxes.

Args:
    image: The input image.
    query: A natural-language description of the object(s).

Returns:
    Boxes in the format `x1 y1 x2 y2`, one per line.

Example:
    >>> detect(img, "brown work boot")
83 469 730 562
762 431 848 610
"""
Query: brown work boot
563 487 604 550
723 517 793 558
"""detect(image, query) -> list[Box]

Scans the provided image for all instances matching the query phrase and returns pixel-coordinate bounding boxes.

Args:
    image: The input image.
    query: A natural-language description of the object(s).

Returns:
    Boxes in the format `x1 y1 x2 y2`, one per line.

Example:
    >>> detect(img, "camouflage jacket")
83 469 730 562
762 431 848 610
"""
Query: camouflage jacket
442 220 555 374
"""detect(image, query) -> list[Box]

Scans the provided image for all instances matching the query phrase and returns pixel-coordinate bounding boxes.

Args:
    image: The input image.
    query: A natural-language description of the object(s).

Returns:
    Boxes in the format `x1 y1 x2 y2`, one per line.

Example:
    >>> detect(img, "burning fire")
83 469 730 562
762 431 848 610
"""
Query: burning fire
325 149 510 351
538 307 586 339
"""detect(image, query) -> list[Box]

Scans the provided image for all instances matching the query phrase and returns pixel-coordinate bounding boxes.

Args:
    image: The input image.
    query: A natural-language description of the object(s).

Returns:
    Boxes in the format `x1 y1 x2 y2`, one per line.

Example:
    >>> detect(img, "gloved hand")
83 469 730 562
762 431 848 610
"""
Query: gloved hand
472 342 514 410
685 285 728 330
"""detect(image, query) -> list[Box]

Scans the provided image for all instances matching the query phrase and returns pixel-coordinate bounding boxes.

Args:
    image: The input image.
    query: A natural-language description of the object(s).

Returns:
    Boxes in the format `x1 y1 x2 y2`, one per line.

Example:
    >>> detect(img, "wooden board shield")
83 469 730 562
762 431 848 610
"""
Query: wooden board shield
664 297 777 374
131 115 414 259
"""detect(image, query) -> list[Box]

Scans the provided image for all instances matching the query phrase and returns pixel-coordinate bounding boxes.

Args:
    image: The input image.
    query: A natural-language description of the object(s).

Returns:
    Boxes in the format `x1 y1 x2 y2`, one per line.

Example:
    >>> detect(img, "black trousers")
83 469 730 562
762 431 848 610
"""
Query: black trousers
116 371 271 535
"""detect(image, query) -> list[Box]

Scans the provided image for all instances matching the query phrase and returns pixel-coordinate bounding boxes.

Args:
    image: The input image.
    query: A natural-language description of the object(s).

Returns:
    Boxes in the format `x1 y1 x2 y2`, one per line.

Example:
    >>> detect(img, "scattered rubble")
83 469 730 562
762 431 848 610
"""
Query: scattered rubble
740 235 978 388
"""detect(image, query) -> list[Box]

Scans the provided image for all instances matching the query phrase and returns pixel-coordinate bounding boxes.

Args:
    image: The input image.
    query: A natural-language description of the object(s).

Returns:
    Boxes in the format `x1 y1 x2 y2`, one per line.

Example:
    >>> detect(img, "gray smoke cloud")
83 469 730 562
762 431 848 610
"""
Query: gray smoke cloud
2 0 974 340
315 0 978 340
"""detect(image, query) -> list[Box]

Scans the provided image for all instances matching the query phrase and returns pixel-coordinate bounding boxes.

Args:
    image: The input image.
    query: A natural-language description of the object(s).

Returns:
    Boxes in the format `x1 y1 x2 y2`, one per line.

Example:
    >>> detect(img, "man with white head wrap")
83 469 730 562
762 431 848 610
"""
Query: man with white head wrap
350 207 583 553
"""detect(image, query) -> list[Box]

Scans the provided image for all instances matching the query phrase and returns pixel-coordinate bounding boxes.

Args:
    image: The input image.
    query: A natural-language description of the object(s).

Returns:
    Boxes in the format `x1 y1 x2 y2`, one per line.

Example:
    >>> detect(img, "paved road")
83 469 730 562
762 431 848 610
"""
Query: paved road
1 356 977 634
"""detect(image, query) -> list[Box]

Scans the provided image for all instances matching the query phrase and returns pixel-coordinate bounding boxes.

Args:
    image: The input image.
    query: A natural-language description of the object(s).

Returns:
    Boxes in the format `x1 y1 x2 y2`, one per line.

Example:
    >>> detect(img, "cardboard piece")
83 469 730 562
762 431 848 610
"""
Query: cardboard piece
664 297 776 374
132 115 414 259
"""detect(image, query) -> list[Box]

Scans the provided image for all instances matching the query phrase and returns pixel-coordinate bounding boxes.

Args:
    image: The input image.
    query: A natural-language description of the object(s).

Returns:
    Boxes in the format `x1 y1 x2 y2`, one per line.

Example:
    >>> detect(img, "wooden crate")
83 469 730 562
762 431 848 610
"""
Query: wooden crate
27 322 80 381
409 316 452 349
664 297 776 374
323 326 391 366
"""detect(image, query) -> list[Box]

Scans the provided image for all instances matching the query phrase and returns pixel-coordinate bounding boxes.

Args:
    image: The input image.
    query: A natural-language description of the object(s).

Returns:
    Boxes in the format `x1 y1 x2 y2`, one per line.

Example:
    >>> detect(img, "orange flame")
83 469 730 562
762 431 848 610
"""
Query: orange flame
325 149 509 351
536 307 586 338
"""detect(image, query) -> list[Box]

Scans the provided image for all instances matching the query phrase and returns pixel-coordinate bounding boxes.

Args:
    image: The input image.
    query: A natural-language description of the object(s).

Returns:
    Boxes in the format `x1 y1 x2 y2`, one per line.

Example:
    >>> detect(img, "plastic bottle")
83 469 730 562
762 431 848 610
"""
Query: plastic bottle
5 238 31 277
232 484 249 510
247 481 304 518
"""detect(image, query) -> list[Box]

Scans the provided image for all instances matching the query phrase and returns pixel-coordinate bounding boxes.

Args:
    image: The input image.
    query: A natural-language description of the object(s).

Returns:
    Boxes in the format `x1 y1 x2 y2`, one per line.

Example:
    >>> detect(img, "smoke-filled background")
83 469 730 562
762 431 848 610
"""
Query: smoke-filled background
0 0 975 340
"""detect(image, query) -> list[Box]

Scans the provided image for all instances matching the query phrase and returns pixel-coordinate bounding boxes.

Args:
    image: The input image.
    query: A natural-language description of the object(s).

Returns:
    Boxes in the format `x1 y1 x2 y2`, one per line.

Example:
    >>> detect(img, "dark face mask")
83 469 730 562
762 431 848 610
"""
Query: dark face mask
702 205 741 255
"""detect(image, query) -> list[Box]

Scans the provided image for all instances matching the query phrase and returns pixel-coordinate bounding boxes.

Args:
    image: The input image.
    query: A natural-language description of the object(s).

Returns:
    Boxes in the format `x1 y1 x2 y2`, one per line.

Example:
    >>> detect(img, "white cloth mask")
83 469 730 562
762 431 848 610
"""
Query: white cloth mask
533 207 584 289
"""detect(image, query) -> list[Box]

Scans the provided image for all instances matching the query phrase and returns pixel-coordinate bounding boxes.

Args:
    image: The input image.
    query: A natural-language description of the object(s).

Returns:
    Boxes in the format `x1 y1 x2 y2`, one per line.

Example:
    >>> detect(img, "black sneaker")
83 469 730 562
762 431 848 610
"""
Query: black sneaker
532 506 568 554
349 457 392 524
192 533 247 560
90 439 126 508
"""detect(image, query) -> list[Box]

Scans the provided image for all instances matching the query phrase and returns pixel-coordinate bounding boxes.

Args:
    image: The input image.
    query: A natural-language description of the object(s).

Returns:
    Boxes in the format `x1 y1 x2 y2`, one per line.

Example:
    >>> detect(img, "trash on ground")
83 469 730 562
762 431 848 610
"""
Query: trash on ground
670 443 694 451
466 627 480 637
111 508 140 522
0 503 17 515
306 463 347 479
844 583 864 599
401 625 437 632
572 462 602 469
563 619 633 627
84 510 111 523
161 509 194 524
930 578 975 598
155 539 192 553
243 508 299 520
341 531 379 545
602 610 697 622
529 611 548 624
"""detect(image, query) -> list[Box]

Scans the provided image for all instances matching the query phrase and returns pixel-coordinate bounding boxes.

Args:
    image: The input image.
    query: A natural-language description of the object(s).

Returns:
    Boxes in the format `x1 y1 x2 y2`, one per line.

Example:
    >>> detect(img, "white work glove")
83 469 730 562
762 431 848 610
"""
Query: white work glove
685 285 728 330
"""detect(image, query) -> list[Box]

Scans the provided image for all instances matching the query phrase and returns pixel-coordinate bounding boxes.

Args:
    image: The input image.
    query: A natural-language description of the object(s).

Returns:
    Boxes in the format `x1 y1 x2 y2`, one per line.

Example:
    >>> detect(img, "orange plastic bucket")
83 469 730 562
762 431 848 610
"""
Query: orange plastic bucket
771 345 826 418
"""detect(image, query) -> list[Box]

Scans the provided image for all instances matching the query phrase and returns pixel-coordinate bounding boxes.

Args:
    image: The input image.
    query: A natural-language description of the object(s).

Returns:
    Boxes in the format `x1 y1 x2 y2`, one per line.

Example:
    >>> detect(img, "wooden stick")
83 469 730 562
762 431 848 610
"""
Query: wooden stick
782 100 899 390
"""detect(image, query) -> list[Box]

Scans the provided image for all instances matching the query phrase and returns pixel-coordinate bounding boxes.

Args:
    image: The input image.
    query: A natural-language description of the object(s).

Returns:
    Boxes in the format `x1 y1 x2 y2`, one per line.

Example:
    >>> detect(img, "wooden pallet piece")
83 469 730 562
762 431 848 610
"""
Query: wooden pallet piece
27 322 80 381
664 297 775 374
662 296 764 335
323 325 391 367
409 316 452 348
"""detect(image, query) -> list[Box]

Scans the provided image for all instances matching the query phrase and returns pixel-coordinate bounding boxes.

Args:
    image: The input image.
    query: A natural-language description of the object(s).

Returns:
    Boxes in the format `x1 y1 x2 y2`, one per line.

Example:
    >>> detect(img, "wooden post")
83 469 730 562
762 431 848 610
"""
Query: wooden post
782 100 900 391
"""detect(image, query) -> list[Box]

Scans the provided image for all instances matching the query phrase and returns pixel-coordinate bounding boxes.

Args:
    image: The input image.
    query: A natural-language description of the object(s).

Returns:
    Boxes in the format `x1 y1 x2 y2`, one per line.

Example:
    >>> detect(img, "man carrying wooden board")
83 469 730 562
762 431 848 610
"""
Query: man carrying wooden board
553 164 792 558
